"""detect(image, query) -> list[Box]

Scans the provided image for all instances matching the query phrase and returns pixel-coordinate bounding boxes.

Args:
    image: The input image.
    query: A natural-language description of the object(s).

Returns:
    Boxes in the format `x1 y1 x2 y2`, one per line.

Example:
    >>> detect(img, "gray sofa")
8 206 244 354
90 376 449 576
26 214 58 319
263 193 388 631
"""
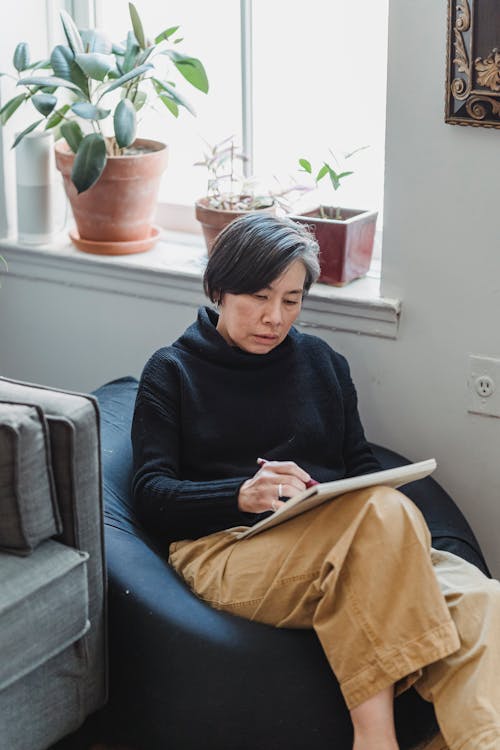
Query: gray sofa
0 377 107 750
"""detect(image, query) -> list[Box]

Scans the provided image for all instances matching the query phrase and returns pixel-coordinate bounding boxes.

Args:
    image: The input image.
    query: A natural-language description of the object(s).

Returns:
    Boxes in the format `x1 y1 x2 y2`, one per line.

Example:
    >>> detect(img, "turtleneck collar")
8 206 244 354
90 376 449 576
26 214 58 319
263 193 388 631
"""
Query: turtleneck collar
173 306 298 369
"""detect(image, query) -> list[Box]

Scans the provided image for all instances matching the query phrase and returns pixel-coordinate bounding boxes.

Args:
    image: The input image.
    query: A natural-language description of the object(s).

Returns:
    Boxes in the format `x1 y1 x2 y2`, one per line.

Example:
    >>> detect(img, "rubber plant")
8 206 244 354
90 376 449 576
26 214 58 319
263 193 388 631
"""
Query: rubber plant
0 2 209 193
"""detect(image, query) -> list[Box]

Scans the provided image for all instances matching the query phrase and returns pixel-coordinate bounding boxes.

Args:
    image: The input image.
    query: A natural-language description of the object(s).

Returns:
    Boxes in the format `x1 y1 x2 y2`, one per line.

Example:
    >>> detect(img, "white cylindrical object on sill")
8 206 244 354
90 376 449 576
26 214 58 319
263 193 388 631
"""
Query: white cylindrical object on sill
15 131 56 244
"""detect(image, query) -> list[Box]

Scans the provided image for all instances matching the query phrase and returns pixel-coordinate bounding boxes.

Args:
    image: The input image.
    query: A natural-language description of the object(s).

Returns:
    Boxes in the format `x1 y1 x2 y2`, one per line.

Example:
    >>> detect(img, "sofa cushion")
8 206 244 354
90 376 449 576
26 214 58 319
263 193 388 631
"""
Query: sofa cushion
0 376 107 717
0 538 90 691
0 402 61 556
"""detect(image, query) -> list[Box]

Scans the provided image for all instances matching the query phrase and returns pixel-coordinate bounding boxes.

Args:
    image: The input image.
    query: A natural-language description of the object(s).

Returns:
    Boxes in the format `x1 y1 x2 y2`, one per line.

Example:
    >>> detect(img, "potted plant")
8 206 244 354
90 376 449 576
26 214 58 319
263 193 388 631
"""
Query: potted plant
194 136 277 254
290 148 378 285
194 136 308 255
0 3 208 255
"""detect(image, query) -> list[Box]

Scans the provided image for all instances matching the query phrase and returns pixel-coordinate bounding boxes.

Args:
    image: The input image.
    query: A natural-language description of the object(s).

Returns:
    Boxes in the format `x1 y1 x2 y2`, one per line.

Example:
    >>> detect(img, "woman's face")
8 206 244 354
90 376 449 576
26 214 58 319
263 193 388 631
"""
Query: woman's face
216 260 307 354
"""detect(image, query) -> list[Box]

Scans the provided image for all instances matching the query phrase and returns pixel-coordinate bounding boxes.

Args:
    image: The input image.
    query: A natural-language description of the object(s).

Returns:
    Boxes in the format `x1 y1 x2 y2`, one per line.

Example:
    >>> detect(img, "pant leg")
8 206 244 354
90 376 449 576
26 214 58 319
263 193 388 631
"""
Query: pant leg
169 485 460 709
415 549 500 750
415 731 449 750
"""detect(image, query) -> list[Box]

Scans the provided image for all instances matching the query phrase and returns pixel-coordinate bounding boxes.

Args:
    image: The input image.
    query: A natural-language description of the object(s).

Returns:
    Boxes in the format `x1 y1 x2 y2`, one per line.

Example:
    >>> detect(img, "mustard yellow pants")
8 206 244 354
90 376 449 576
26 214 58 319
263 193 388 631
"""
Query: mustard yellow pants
169 486 500 750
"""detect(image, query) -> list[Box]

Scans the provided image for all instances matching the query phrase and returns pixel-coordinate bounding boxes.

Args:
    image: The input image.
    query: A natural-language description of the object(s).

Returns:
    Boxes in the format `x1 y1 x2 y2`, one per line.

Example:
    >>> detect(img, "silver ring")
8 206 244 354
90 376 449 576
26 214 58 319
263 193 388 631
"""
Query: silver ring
278 483 283 498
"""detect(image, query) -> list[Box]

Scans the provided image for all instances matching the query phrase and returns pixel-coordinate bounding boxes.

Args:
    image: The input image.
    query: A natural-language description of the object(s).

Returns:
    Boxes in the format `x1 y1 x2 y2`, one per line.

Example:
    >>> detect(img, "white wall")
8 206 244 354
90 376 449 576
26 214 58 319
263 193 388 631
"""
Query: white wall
1 0 500 574
327 0 500 575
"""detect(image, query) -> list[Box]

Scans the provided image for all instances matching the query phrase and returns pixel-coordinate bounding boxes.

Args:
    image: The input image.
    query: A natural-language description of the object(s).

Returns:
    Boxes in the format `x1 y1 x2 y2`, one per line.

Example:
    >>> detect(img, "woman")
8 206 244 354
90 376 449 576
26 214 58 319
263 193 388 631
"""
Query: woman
132 213 500 750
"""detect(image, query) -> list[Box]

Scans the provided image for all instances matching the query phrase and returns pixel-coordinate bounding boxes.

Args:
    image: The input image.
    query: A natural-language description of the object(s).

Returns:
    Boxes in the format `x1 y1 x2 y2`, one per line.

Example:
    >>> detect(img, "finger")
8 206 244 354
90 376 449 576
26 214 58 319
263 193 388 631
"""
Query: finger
278 483 304 499
258 460 311 483
258 470 306 495
278 474 308 494
269 499 286 513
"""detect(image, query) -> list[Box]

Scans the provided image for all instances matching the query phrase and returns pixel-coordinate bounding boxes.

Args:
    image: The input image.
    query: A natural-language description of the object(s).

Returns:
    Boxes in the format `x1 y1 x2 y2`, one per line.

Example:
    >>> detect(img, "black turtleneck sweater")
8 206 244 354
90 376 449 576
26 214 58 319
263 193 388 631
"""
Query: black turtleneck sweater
131 306 380 543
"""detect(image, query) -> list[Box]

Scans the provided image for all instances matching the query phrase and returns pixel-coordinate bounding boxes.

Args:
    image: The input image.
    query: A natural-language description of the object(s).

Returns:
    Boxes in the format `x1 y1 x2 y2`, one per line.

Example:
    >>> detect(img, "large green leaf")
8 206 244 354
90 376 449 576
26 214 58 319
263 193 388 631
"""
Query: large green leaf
101 62 152 94
12 119 43 148
60 9 84 55
298 158 312 174
75 53 115 81
153 77 195 115
71 133 107 193
112 42 126 56
155 26 180 44
328 169 353 191
130 88 147 111
17 75 81 93
316 164 329 182
114 98 136 148
44 104 70 129
0 94 26 125
80 30 112 54
50 45 74 79
50 45 89 96
31 93 57 116
136 47 155 66
13 42 30 72
152 80 178 116
71 102 110 120
128 3 146 50
123 31 140 73
61 120 83 153
157 94 178 118
165 50 208 93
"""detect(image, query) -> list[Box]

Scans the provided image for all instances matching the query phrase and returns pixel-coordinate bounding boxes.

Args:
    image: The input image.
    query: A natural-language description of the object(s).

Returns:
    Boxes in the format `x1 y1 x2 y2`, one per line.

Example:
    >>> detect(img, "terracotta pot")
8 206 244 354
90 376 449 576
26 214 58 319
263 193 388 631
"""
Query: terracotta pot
195 197 276 255
55 138 168 245
290 207 378 286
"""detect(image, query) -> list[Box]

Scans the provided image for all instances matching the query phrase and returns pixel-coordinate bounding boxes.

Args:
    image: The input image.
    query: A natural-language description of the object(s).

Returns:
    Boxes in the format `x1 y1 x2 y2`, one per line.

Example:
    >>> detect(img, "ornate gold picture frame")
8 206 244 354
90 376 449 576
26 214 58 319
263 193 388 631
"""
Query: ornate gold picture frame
446 0 500 128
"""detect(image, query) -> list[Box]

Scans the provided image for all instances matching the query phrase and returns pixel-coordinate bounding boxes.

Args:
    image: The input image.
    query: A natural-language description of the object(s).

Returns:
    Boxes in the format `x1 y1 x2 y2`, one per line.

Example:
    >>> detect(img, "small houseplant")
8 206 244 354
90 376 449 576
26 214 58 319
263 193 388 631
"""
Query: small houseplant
194 136 275 254
0 3 208 254
291 148 378 285
194 135 308 254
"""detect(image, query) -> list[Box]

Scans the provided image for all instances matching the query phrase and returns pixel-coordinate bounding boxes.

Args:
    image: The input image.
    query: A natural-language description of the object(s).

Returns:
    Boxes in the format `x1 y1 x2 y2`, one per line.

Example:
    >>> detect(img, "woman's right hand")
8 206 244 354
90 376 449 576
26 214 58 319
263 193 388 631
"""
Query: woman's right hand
238 459 311 514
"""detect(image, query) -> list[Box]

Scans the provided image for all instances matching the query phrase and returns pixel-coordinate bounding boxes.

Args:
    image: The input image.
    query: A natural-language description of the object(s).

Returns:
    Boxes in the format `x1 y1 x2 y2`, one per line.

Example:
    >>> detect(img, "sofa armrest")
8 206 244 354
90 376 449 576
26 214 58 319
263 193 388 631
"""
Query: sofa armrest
0 377 107 714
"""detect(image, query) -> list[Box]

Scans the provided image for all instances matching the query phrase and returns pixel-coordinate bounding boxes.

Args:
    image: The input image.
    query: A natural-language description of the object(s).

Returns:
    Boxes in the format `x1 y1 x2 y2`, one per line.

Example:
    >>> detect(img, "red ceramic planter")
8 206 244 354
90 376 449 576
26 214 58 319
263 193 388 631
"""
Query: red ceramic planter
290 207 378 286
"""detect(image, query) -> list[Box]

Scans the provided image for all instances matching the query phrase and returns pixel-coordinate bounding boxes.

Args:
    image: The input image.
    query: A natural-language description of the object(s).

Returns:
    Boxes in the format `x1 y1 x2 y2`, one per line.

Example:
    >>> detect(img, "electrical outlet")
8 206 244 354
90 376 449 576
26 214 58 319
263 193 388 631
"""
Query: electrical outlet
468 355 500 418
474 375 495 398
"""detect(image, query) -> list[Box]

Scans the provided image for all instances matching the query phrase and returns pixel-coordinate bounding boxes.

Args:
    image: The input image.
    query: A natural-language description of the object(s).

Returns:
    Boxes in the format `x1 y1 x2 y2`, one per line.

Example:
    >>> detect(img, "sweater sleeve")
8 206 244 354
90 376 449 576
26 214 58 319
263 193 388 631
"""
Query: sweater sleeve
131 351 256 542
336 354 382 477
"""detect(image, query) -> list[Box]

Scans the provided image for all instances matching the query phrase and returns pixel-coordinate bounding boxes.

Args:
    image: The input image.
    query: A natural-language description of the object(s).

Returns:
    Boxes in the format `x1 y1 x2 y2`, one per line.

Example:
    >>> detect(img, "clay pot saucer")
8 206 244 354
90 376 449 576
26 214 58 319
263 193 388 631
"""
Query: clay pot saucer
69 225 161 256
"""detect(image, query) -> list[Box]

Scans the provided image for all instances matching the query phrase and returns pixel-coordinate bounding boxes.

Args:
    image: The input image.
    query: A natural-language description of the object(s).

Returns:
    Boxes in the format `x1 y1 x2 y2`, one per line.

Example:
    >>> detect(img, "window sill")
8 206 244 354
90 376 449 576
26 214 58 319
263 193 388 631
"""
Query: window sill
0 229 401 339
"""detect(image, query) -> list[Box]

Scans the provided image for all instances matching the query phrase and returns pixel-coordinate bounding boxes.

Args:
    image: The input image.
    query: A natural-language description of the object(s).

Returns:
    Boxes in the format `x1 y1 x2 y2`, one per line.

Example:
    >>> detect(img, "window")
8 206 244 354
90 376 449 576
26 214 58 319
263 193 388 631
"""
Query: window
251 0 388 217
96 0 242 206
94 0 388 218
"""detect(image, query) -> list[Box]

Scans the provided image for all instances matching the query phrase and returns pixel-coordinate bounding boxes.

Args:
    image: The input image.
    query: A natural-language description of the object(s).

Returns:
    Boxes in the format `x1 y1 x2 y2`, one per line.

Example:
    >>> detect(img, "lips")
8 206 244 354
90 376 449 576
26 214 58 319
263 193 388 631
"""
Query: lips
253 334 278 342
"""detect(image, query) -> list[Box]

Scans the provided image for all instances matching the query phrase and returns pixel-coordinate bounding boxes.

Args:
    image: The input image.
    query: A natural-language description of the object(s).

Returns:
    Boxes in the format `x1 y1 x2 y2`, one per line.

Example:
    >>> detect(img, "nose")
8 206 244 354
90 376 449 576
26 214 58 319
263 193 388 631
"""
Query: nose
262 299 282 327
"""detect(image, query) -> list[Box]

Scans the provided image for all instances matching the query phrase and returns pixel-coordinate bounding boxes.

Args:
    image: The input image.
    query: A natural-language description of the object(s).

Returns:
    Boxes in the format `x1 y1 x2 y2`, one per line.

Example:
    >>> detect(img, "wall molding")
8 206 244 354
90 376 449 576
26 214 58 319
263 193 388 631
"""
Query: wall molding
0 236 401 339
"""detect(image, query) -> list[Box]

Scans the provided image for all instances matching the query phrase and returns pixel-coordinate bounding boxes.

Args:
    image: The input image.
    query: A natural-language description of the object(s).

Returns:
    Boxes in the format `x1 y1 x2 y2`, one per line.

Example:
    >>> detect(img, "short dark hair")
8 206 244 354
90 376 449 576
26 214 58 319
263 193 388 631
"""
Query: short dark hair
203 213 320 302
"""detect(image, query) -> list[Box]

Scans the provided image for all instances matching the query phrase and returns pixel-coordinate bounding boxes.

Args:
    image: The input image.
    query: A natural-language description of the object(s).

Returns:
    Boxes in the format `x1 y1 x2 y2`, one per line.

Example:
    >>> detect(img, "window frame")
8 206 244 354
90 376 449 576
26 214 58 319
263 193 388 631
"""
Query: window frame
70 0 386 264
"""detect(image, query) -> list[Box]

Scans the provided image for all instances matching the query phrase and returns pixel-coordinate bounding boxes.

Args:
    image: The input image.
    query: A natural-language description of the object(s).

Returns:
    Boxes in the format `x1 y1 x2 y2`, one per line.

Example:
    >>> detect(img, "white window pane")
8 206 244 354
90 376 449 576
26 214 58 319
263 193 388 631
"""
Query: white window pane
97 1 242 206
252 0 388 216
0 0 53 131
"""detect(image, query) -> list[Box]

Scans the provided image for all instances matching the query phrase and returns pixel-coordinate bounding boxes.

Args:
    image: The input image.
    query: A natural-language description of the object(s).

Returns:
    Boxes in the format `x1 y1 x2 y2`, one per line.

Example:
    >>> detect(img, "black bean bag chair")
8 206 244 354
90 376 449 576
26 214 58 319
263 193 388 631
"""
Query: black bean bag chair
95 376 490 750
